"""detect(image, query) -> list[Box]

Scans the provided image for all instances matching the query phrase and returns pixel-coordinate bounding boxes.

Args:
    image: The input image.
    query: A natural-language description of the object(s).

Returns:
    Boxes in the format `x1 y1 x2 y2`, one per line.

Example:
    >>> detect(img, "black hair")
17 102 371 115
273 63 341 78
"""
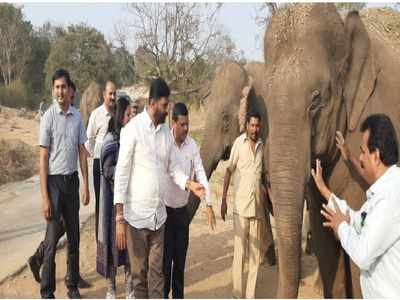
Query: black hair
69 80 76 92
360 114 399 166
149 77 170 103
172 102 188 121
107 96 131 137
52 68 71 87
246 111 261 123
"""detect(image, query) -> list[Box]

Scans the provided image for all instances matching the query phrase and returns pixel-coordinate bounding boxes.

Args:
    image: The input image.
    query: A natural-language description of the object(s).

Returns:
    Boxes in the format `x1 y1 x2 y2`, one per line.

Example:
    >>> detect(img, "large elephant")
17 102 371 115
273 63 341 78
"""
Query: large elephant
263 4 400 298
79 82 103 127
187 60 276 264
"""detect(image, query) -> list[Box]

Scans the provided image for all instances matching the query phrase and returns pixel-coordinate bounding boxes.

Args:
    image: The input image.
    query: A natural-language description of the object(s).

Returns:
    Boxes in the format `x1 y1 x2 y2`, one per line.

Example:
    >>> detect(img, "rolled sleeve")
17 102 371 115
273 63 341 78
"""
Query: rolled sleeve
39 112 51 148
114 126 135 205
328 193 356 225
193 143 212 206
227 138 240 173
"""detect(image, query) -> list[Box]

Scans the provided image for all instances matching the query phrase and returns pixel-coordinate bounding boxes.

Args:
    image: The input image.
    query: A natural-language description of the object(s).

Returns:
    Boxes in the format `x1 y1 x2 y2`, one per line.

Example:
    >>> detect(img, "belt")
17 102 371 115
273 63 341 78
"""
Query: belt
166 205 187 212
49 171 78 181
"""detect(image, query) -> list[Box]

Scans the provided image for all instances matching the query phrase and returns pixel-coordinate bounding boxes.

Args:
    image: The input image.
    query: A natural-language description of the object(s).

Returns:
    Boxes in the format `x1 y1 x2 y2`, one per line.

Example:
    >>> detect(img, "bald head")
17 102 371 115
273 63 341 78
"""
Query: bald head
103 81 116 113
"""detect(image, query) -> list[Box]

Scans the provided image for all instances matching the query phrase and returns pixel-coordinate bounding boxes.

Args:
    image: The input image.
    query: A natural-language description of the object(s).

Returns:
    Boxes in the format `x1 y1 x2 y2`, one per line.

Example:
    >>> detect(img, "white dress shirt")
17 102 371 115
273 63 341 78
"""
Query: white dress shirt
85 104 112 159
328 165 400 298
114 109 188 230
164 130 212 208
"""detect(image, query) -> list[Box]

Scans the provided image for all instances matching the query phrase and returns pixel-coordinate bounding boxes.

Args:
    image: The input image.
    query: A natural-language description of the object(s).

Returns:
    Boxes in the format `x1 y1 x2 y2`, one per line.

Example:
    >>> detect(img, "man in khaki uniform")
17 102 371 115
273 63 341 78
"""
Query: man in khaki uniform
221 111 266 299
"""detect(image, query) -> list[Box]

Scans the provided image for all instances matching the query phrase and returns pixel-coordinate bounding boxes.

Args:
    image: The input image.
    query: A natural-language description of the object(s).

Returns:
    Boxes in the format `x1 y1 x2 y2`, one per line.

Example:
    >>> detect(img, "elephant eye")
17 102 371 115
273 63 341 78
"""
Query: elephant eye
309 89 323 113
311 89 320 100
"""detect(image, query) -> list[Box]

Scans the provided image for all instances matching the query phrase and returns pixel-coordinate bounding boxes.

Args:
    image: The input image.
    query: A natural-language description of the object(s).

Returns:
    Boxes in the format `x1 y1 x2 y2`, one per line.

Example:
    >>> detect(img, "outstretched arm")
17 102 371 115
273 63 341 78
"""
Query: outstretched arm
336 131 369 185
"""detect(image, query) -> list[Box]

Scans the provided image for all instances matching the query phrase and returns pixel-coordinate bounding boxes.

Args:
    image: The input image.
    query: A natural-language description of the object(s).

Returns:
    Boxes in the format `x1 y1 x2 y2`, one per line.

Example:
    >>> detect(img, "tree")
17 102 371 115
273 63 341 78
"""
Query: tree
335 3 366 14
22 25 52 98
0 4 32 86
44 24 114 93
110 46 135 87
118 3 240 100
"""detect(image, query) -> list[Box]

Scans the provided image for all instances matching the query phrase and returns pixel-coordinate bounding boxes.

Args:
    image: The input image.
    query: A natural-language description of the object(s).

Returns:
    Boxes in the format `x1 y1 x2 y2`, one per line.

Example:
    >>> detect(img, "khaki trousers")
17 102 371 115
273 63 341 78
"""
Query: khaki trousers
126 223 165 299
232 213 262 299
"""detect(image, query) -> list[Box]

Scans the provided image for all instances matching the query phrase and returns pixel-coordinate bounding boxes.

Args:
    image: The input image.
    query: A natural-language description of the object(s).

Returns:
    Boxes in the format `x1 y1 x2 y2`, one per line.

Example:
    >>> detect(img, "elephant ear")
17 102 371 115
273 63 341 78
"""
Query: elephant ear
343 11 378 132
238 76 253 133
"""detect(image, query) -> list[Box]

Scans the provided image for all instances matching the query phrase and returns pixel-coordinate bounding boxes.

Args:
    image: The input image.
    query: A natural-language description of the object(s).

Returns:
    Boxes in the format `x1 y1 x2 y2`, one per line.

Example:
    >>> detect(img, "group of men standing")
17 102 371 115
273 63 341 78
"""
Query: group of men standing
32 69 221 299
27 63 400 300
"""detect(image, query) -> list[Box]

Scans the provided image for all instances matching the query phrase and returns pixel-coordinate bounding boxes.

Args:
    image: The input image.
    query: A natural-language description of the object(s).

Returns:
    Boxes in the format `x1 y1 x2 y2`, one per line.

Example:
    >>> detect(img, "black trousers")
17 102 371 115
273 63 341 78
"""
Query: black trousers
163 206 189 299
93 158 101 241
34 226 65 266
40 172 80 298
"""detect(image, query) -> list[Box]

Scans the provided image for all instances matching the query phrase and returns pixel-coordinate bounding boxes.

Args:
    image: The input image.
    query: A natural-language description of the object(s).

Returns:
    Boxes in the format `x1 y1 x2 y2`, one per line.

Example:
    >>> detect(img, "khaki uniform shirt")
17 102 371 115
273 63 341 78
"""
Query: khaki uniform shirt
227 133 264 219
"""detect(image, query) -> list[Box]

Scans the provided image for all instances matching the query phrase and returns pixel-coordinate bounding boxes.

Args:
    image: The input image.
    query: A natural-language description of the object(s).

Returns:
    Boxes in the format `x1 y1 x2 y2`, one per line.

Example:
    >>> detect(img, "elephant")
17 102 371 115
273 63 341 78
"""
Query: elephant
263 3 400 298
79 82 103 127
186 60 276 265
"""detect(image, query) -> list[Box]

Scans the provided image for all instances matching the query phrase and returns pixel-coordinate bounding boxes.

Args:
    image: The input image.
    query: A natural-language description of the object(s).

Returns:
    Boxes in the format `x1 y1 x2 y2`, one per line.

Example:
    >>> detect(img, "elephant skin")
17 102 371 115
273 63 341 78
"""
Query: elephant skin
79 82 103 127
186 60 276 266
263 3 400 298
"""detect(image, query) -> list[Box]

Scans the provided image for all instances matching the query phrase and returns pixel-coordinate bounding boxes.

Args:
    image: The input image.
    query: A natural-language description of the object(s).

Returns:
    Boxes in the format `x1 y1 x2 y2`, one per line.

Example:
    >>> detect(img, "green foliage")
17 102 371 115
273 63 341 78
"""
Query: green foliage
0 80 37 109
21 30 51 100
44 23 114 93
335 3 366 13
111 46 135 87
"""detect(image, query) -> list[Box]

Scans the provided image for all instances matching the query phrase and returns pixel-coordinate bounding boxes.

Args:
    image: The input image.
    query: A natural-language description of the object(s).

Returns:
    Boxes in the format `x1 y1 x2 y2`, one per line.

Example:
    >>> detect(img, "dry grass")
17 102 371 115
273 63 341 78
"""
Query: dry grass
0 139 39 185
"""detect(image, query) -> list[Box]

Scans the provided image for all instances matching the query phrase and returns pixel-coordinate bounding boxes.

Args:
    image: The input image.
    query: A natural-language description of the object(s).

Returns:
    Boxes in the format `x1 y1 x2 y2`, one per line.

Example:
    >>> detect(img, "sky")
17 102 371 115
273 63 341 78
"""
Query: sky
20 2 394 62
20 3 269 62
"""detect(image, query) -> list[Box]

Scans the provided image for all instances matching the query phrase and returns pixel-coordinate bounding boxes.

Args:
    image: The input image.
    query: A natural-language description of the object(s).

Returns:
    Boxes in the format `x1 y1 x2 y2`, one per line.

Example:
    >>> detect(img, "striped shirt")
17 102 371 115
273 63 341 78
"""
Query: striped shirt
39 103 87 175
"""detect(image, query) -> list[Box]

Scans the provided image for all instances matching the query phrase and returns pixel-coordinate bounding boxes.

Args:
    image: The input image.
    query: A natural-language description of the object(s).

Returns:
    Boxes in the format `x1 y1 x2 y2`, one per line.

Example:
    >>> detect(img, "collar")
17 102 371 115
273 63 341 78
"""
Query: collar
143 107 162 132
102 104 112 117
56 103 73 115
243 133 262 149
366 165 398 199
171 129 189 147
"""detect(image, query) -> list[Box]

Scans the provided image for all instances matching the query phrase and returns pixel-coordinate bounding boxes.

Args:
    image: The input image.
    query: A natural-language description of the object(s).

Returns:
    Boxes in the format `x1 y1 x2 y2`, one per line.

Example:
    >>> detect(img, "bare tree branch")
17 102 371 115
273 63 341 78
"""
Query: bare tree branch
118 3 243 102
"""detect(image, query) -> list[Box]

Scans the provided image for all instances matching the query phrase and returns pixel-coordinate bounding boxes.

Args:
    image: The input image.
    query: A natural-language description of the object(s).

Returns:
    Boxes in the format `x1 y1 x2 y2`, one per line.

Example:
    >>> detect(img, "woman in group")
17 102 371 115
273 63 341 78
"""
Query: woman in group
96 96 132 298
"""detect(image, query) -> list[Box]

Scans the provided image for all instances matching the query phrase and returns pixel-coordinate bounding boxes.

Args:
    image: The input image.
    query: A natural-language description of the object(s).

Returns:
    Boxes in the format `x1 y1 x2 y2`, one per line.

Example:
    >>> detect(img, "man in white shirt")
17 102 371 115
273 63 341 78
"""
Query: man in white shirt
85 81 116 240
311 114 400 298
163 102 216 299
113 78 205 299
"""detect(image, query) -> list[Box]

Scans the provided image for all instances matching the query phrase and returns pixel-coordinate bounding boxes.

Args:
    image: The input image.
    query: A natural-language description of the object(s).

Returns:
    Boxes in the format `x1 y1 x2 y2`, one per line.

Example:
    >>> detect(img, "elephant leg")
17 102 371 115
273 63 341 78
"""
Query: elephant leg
349 254 362 297
260 202 276 266
307 182 347 298
303 201 313 255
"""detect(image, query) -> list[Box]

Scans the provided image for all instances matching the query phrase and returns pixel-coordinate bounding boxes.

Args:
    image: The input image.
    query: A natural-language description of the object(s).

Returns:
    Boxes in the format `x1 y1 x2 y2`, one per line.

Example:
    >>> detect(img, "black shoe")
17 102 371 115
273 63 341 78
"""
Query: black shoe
41 293 55 299
27 255 41 283
67 289 81 299
78 276 92 289
65 275 92 289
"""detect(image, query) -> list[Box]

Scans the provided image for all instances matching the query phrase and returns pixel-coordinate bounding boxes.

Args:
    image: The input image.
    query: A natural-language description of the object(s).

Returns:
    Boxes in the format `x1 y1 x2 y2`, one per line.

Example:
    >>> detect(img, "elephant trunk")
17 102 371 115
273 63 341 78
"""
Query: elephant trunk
187 128 225 222
200 133 223 180
268 122 310 298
